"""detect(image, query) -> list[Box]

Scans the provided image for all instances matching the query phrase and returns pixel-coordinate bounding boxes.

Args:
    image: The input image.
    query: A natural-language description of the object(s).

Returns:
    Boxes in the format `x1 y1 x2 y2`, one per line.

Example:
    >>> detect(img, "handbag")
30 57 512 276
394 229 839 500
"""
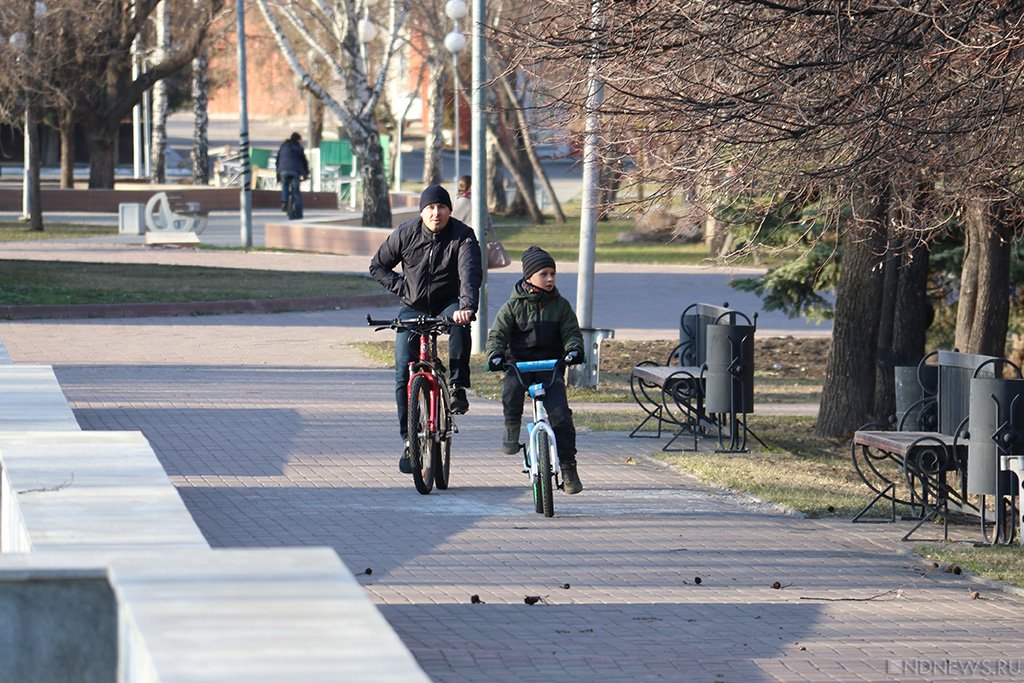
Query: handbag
487 240 511 269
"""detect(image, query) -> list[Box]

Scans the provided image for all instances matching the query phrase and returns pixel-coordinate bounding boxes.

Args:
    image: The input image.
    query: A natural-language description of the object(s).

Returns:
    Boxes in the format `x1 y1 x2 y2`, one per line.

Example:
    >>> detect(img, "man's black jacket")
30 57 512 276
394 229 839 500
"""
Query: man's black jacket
369 215 483 316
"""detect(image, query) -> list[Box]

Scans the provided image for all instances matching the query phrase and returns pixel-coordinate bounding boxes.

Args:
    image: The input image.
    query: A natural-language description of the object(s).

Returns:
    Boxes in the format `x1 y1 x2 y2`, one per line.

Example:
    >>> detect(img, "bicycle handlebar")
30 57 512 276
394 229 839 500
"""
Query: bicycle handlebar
366 313 464 334
504 358 564 391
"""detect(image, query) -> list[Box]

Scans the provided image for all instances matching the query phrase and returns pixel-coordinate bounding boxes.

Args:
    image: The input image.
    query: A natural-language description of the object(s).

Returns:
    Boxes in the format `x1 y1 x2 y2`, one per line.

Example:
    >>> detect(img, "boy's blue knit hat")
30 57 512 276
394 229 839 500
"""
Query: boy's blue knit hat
522 246 556 280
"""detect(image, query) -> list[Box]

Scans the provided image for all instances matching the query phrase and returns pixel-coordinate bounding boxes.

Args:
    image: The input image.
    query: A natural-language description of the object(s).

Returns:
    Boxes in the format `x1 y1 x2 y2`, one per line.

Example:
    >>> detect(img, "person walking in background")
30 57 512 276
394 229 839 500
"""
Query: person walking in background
275 132 310 219
451 174 492 237
369 184 483 473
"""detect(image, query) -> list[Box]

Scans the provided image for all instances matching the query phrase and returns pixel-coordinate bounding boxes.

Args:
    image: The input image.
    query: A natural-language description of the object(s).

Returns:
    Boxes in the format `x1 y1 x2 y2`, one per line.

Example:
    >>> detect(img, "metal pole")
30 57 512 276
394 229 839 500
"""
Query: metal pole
21 104 30 220
576 0 603 330
395 114 404 192
453 52 460 183
236 0 253 247
469 0 487 352
132 56 142 178
143 81 152 178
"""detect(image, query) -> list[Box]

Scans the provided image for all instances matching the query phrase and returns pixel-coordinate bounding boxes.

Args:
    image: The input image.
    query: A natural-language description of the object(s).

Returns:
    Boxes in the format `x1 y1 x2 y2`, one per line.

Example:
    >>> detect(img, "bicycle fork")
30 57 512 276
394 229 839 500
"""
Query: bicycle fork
526 391 561 487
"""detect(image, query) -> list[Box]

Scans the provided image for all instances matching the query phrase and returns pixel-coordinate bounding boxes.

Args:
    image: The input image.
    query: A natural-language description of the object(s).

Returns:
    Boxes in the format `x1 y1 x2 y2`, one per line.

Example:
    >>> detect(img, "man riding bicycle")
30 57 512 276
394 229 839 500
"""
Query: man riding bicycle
370 185 482 473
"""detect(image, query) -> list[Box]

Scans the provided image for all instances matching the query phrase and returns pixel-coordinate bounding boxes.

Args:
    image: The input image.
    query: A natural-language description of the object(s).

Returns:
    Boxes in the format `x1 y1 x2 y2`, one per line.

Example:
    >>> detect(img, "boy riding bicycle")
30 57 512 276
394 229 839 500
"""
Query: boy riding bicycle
485 246 586 494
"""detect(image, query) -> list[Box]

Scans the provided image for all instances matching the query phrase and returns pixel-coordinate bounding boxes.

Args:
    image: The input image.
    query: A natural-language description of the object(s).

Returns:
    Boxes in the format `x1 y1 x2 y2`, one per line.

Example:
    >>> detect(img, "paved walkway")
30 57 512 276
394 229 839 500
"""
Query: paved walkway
3 237 1024 681
1 305 1023 682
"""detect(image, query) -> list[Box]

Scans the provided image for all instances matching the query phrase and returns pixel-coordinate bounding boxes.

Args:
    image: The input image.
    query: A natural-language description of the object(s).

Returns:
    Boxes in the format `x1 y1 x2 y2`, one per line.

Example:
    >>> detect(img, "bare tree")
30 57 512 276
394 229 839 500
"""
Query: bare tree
150 0 170 183
255 0 411 227
500 0 1024 436
46 0 225 188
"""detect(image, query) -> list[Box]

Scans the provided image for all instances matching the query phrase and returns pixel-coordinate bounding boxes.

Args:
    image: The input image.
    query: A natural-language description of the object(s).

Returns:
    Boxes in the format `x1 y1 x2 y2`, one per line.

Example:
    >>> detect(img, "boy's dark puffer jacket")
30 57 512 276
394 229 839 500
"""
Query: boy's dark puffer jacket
369 216 482 315
486 280 585 362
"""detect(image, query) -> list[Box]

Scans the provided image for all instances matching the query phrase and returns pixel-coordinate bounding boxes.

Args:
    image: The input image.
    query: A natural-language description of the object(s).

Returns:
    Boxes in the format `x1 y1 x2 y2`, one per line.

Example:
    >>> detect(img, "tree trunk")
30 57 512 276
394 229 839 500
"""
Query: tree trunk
25 104 44 232
150 1 170 183
307 91 323 148
955 197 1011 356
486 125 545 224
423 56 445 186
351 125 392 228
872 241 898 423
496 71 566 223
58 108 76 189
192 44 210 185
816 181 890 438
487 117 507 214
893 241 931 364
84 122 118 189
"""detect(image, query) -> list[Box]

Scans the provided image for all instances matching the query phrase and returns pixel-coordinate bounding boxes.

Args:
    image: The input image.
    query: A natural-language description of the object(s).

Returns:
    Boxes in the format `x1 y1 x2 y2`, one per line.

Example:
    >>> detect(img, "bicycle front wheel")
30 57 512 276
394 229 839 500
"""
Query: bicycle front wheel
535 431 555 517
408 375 435 494
434 438 451 490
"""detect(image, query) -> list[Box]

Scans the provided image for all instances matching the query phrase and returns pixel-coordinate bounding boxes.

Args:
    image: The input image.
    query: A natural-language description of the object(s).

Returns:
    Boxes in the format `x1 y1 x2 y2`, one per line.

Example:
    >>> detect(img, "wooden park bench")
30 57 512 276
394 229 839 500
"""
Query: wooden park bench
144 191 208 243
851 349 1005 541
629 302 759 452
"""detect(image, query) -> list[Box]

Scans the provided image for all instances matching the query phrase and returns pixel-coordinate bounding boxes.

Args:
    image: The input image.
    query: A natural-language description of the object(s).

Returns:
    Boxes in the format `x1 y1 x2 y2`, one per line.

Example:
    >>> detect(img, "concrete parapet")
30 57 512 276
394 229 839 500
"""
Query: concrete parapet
0 550 429 682
0 365 80 432
264 205 421 256
0 431 208 553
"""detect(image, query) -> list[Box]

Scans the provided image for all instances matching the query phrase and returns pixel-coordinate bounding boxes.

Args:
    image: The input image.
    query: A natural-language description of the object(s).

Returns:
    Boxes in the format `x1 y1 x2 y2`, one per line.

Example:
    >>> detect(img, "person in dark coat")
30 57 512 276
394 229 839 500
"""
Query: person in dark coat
485 246 586 494
369 184 483 473
275 132 310 219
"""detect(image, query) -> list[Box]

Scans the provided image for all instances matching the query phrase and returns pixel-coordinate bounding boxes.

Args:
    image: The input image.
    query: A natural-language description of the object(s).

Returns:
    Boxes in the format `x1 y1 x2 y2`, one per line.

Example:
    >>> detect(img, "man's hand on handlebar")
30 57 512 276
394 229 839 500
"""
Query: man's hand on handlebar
452 309 474 325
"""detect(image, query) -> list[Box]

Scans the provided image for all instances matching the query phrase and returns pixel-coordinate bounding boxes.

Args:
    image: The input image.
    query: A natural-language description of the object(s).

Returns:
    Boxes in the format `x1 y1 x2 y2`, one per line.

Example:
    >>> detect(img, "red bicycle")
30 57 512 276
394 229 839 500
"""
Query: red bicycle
368 314 459 494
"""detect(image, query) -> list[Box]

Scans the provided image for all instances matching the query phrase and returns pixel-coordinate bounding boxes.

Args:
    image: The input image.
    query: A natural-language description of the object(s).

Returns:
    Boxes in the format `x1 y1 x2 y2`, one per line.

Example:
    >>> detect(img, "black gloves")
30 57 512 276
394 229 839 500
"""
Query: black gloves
564 349 584 366
488 355 505 371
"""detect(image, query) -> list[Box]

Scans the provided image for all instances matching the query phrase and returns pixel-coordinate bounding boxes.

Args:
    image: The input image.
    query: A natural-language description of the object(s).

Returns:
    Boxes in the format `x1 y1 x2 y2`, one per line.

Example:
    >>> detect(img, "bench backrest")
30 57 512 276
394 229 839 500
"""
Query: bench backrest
935 350 1000 436
679 303 744 367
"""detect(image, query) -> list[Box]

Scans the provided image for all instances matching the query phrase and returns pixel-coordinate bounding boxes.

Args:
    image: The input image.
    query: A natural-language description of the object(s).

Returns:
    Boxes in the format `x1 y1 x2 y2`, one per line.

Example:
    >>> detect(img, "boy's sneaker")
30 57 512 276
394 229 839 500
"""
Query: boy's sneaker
398 443 412 474
502 422 521 455
561 462 584 494
450 387 469 414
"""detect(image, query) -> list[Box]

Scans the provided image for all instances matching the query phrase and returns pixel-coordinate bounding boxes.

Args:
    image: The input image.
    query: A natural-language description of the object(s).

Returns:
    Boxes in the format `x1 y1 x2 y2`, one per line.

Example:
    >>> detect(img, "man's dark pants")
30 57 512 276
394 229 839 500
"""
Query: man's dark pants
394 301 470 440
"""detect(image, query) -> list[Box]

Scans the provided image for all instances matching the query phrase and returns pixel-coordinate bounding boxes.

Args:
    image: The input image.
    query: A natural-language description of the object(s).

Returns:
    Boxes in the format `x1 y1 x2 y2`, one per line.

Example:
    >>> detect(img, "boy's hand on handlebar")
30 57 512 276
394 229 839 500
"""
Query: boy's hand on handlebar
564 349 584 366
452 309 474 325
488 355 505 371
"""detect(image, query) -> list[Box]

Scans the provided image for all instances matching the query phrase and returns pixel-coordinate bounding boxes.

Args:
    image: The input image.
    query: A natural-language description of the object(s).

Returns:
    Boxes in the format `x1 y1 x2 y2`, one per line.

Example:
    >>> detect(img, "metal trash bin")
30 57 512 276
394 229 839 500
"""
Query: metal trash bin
704 322 755 415
968 377 1024 496
568 328 615 389
894 364 937 430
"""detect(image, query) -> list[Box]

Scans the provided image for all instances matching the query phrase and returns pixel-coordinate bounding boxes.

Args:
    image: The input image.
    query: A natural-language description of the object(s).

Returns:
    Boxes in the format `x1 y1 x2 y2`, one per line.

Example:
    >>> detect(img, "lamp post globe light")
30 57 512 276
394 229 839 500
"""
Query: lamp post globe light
444 0 467 183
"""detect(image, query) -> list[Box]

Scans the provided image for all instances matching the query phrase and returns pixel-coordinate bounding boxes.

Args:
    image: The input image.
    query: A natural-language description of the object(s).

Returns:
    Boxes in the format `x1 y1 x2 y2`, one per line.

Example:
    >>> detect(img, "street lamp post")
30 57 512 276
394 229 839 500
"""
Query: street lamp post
236 0 253 247
444 1 467 185
469 0 487 353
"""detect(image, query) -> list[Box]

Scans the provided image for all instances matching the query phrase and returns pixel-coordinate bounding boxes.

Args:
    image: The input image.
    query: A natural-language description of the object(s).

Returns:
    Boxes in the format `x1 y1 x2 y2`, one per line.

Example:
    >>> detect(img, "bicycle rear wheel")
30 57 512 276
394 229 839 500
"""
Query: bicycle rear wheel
408 376 435 494
534 431 555 517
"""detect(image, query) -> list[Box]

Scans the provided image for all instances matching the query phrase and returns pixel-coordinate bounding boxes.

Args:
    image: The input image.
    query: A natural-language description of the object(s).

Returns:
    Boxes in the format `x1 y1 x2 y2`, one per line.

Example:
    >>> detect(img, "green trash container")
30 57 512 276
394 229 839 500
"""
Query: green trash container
250 147 272 170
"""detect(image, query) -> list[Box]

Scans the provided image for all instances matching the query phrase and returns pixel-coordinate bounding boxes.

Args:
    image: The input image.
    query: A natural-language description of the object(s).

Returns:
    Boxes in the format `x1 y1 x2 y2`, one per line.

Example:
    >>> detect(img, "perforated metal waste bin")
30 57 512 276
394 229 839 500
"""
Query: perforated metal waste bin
704 323 755 414
568 328 615 389
894 364 937 430
968 377 1024 496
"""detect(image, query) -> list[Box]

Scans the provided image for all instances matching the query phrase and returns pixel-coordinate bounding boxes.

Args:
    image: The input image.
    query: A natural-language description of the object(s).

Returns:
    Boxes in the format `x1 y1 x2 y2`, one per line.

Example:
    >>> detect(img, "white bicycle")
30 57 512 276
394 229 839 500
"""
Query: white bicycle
506 359 564 517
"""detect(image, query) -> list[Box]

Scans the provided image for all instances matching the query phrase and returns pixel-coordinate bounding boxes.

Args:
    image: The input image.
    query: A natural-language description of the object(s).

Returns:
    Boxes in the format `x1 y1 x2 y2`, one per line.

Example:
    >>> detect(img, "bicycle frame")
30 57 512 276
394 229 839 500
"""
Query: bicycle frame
407 328 448 441
513 359 562 484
